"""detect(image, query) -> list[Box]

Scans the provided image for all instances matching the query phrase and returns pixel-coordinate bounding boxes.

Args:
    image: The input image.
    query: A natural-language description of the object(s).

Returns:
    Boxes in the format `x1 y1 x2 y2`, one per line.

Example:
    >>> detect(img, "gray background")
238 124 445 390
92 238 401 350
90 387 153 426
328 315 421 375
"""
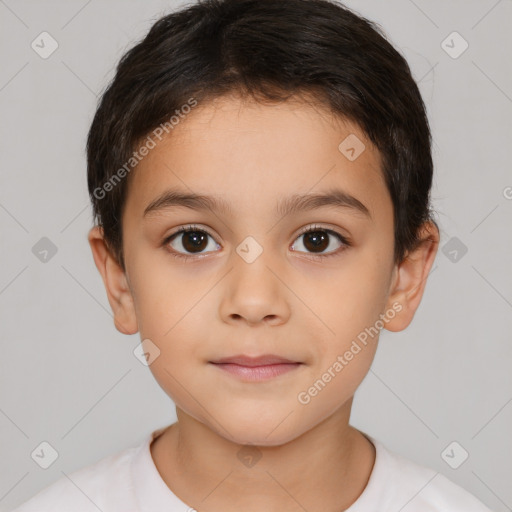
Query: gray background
1 0 511 510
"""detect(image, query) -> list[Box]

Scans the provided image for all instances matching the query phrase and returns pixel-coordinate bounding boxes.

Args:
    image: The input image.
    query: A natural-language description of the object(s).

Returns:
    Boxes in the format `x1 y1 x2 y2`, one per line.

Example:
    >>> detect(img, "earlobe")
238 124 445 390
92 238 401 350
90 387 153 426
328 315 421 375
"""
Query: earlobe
384 221 440 332
88 226 138 335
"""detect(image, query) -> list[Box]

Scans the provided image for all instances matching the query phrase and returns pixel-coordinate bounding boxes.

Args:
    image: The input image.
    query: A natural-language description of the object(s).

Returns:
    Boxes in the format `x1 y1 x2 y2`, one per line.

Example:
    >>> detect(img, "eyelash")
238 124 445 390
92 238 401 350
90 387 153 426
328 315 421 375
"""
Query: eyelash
162 223 352 261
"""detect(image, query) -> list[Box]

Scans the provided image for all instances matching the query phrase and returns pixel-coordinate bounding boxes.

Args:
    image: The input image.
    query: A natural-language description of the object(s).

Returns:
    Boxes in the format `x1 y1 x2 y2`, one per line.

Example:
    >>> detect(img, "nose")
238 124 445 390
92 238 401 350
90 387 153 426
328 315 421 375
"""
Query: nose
218 249 291 327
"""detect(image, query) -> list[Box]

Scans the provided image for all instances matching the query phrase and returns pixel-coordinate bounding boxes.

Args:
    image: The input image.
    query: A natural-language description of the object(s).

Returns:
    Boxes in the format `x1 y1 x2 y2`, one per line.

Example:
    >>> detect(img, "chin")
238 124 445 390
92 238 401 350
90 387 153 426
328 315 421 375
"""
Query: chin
226 429 295 448
213 411 304 448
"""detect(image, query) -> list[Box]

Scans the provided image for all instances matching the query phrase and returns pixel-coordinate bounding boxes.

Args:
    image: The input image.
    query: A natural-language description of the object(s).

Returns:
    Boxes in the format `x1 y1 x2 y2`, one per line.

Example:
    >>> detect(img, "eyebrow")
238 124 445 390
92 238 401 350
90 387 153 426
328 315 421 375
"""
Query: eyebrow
143 188 371 220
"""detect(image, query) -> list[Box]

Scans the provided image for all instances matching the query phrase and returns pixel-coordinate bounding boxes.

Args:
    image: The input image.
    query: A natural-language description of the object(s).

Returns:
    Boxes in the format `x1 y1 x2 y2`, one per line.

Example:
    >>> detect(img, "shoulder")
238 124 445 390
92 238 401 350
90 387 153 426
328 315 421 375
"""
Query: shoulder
369 438 493 512
10 441 141 512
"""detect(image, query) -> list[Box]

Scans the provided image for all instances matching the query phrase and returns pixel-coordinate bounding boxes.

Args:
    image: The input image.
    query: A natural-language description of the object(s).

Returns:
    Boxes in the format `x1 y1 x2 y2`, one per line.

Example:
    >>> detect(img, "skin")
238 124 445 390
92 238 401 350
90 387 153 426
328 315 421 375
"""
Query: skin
89 93 439 512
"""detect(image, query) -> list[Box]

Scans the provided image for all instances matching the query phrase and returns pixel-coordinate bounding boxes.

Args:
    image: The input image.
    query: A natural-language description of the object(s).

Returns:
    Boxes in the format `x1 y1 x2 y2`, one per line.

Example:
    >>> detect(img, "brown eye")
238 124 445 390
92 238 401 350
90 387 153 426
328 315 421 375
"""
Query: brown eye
291 227 349 257
166 227 220 257
302 230 330 253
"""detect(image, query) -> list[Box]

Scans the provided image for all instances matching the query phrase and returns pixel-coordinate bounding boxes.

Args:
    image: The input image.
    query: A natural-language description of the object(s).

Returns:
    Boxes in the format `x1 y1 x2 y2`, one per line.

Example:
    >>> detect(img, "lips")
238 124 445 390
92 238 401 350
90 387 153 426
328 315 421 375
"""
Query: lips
210 354 300 366
209 355 302 381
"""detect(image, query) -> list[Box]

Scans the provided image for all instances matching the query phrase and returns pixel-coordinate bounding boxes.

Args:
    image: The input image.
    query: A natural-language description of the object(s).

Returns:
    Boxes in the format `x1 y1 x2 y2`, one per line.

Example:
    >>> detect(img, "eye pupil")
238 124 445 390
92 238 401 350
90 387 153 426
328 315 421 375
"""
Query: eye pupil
304 231 329 253
182 231 208 253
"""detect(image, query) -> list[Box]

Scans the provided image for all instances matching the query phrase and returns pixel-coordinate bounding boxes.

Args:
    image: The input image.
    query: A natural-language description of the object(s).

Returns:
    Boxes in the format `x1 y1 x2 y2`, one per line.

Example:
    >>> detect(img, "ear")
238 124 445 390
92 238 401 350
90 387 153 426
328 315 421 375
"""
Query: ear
384 220 440 332
88 226 138 335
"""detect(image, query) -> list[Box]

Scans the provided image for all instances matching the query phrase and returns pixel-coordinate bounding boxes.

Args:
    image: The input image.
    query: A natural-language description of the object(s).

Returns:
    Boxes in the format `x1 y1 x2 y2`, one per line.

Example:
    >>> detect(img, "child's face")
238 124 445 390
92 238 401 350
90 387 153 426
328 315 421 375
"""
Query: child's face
104 94 404 445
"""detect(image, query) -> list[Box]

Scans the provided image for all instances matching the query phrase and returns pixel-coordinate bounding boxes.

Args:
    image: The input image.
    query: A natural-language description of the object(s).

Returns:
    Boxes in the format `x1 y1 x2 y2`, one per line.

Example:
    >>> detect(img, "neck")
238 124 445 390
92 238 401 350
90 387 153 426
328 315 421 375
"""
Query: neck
151 400 376 512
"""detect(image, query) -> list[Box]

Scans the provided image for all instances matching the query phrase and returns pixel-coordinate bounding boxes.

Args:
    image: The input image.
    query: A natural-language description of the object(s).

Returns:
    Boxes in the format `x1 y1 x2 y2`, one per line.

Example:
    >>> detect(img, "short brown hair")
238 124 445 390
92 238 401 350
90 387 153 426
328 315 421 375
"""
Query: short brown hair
87 0 437 269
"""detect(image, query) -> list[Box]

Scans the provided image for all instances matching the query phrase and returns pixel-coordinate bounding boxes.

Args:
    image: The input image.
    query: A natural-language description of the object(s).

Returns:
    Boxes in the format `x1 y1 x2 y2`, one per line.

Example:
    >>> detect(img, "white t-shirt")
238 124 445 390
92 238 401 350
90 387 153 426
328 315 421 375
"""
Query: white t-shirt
11 427 492 512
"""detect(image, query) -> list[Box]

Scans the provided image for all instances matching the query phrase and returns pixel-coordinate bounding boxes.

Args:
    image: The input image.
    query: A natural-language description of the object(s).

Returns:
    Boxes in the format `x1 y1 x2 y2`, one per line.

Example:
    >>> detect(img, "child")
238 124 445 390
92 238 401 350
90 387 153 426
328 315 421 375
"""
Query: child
12 0 493 510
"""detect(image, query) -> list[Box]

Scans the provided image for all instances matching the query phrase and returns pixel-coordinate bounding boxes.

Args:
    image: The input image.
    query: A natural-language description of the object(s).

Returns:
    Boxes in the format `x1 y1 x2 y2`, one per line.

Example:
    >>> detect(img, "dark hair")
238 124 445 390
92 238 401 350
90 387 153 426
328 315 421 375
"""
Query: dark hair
87 0 437 270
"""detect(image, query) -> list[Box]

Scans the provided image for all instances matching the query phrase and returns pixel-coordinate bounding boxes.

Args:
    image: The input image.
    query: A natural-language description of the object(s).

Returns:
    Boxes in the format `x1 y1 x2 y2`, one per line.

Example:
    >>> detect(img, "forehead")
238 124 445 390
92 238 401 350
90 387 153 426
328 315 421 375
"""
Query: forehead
124 94 390 223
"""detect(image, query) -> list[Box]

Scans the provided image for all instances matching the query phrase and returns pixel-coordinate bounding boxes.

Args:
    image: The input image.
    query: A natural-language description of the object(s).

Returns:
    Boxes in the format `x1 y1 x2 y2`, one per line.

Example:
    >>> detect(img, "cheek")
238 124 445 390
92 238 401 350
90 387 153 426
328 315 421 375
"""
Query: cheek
303 261 391 375
129 250 209 338
318 260 390 334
